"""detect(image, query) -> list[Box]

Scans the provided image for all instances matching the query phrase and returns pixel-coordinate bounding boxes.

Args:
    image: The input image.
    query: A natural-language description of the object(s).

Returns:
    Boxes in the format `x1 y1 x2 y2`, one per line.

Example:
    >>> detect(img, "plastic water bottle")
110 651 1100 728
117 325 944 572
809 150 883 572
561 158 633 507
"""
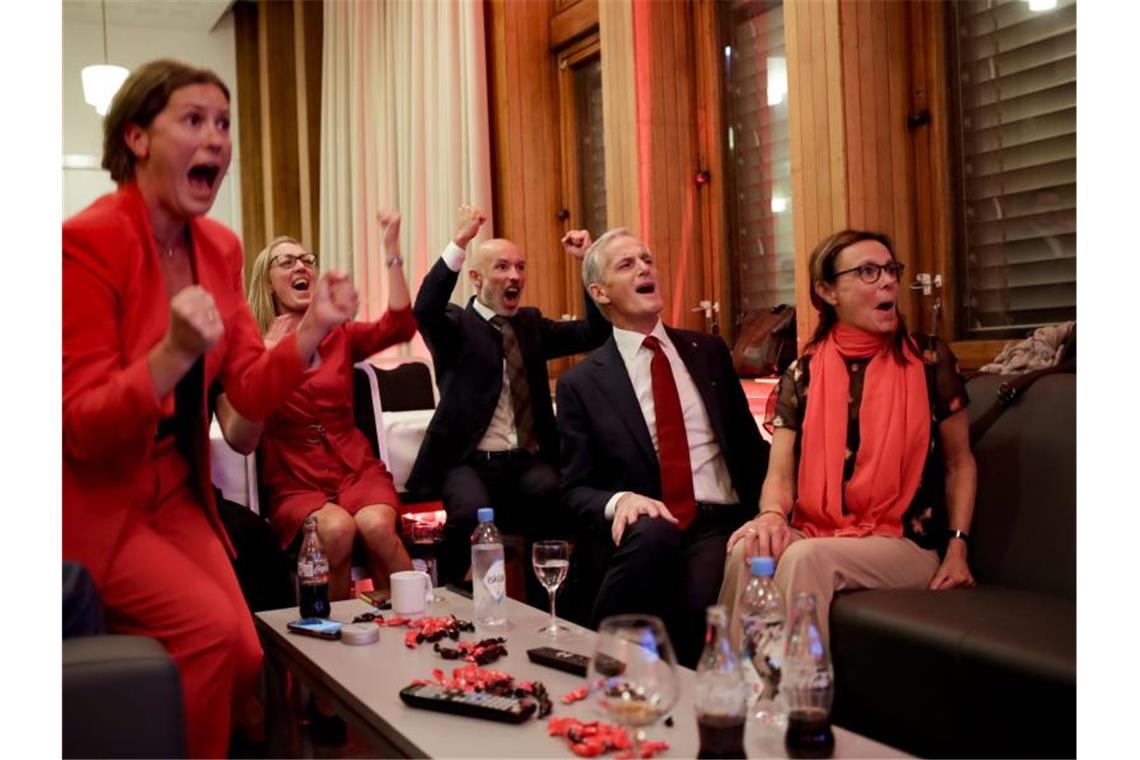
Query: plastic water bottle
740 555 786 727
470 508 506 627
695 605 749 759
297 515 331 618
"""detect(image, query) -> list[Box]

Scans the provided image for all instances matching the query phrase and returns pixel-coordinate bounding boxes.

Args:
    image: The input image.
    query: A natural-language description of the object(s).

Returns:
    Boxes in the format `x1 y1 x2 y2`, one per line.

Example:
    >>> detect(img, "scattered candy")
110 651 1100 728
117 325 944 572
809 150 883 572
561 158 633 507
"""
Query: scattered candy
560 687 589 704
433 637 508 665
548 717 668 758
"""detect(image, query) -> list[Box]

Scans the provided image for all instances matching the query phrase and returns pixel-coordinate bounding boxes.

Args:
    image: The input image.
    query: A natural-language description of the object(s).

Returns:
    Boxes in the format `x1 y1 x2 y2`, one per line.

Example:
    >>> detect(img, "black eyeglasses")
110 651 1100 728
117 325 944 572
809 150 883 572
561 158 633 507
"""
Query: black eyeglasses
272 252 318 269
831 261 905 285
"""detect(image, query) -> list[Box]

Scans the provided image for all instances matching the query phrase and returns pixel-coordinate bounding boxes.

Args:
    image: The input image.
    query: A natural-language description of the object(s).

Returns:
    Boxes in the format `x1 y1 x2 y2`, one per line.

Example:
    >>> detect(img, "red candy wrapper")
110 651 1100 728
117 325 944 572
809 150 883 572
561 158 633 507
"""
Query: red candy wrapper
548 718 667 759
560 687 589 704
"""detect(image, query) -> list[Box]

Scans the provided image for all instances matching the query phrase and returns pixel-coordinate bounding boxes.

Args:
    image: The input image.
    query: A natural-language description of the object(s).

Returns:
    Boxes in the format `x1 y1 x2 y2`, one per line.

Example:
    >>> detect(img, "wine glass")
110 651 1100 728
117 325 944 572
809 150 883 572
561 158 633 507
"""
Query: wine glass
589 614 679 758
532 540 570 635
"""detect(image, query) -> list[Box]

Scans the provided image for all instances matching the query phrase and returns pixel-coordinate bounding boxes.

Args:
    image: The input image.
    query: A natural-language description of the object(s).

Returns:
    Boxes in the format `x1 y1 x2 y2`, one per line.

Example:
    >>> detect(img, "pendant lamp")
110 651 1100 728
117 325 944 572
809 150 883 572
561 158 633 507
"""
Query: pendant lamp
81 0 129 116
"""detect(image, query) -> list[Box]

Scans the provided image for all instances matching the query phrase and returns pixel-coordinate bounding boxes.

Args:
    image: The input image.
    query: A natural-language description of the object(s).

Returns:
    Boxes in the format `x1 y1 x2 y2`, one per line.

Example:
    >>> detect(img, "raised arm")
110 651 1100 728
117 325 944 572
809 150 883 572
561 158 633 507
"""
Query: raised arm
219 253 357 421
541 229 612 358
413 205 487 355
378 209 411 312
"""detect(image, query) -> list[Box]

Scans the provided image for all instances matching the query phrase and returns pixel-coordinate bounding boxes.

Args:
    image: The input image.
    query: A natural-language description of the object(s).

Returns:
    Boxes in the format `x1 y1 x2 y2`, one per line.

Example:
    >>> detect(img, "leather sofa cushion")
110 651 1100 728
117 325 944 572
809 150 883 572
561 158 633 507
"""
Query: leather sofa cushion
831 586 1075 758
63 635 185 758
966 373 1075 598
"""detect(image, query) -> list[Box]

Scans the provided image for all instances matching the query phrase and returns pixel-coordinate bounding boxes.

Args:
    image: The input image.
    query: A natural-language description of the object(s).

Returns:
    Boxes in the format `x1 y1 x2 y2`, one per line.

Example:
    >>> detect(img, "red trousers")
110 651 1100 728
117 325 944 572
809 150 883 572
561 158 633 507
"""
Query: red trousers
99 442 262 759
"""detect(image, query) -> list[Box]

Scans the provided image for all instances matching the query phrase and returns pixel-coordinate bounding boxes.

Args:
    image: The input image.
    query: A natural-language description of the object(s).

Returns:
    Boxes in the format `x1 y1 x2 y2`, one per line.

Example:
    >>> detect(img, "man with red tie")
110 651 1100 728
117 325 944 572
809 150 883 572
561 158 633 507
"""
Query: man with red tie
556 229 769 666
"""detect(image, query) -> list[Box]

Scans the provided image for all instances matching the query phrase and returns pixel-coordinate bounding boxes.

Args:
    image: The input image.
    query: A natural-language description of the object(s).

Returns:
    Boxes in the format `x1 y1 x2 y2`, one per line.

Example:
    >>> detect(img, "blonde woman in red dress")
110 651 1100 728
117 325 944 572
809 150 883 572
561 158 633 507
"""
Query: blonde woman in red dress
221 211 418 603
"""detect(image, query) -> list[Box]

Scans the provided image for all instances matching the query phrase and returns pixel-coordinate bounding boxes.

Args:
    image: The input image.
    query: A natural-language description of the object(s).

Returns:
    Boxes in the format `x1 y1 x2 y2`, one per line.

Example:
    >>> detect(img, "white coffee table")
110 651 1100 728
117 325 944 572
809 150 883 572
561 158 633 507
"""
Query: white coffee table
255 589 909 758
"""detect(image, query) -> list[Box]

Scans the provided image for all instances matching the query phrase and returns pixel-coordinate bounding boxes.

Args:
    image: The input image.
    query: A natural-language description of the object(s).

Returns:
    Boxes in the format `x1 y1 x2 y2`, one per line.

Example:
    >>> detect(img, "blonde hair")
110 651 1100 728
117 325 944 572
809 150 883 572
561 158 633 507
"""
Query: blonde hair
248 236 302 335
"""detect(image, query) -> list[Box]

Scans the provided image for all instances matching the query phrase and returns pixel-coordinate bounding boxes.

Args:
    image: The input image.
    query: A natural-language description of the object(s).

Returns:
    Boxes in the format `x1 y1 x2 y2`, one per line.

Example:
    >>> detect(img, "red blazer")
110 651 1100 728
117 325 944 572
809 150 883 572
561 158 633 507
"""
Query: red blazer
63 183 308 585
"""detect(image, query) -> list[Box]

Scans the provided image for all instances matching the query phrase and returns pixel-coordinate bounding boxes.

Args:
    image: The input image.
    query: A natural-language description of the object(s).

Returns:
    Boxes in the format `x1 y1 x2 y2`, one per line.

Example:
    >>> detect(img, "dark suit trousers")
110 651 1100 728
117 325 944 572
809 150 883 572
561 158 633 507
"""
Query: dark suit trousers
591 503 750 669
440 452 562 604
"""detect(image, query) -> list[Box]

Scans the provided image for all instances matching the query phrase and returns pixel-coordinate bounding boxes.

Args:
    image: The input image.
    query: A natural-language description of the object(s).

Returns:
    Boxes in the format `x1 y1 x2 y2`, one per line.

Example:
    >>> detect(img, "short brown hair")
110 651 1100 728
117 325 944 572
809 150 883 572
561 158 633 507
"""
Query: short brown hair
805 229 916 364
102 59 230 184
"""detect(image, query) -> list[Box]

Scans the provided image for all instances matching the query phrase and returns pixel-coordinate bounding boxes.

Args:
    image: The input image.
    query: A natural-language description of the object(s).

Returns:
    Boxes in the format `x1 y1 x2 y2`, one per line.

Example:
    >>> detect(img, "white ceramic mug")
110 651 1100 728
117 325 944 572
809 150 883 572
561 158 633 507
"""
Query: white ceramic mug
390 570 433 616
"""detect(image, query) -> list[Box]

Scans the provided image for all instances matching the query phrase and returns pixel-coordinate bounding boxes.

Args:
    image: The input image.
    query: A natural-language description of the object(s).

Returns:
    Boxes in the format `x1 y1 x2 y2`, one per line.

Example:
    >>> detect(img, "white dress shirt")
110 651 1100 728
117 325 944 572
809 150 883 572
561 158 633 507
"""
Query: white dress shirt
603 320 737 519
441 241 518 452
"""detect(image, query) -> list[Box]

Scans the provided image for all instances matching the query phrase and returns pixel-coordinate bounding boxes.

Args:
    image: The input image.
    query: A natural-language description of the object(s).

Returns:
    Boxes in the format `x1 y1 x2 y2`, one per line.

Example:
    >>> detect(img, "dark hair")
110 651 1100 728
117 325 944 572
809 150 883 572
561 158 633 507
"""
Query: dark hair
101 59 230 184
805 229 917 364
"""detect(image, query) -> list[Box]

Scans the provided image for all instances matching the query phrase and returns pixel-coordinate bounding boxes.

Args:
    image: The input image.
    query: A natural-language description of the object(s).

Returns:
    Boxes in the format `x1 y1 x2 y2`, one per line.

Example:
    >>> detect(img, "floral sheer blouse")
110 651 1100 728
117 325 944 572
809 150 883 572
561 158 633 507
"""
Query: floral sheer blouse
766 333 970 552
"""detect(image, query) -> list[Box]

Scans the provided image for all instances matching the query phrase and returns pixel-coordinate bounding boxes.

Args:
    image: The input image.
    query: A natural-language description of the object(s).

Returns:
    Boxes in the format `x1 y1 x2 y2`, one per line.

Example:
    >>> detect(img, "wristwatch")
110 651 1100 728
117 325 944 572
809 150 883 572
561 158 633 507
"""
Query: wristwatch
947 528 971 548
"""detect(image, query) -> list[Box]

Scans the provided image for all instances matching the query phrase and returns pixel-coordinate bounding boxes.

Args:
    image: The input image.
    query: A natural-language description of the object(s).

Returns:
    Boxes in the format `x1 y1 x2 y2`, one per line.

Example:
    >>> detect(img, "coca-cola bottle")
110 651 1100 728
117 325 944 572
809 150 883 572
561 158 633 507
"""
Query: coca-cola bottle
695 605 749 759
297 515 331 618
783 592 835 759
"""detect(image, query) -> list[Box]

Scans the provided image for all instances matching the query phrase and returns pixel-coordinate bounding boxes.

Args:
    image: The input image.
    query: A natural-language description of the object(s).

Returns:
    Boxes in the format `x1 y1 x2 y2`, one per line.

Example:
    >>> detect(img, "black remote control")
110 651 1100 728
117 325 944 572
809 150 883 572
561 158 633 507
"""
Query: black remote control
527 647 625 677
399 683 536 724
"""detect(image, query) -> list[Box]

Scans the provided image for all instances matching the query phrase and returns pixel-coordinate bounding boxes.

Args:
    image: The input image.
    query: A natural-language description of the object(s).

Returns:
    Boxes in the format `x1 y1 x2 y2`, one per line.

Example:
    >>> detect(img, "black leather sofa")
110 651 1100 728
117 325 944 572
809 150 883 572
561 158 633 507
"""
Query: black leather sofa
829 372 1076 758
62 563 186 758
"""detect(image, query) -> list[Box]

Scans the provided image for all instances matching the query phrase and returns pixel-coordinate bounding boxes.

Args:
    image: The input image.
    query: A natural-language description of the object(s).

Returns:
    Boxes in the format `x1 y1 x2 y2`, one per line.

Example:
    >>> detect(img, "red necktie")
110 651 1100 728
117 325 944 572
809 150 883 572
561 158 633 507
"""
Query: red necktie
643 336 696 531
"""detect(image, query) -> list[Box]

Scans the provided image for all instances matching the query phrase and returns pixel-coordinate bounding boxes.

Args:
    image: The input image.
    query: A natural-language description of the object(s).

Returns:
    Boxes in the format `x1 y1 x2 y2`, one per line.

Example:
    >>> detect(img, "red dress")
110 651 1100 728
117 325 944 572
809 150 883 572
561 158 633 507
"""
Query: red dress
260 307 419 547
63 183 312 759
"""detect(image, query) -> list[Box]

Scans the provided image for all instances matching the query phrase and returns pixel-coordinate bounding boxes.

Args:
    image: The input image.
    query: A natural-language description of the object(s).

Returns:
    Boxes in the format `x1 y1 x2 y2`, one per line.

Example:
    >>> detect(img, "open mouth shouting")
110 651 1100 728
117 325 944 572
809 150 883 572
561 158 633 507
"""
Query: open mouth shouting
291 273 312 295
188 162 221 198
635 281 657 296
501 285 521 310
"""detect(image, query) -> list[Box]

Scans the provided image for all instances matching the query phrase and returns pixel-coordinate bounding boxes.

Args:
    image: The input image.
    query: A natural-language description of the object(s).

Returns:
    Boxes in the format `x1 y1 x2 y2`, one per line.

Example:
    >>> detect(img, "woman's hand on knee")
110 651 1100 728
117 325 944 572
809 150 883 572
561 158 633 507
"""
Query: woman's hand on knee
928 543 975 590
727 512 793 563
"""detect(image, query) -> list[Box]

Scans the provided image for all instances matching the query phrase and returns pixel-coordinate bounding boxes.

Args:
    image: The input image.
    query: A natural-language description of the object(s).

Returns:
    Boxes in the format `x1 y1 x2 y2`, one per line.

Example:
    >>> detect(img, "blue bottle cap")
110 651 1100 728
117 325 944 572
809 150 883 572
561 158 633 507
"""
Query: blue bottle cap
477 507 495 523
751 556 776 577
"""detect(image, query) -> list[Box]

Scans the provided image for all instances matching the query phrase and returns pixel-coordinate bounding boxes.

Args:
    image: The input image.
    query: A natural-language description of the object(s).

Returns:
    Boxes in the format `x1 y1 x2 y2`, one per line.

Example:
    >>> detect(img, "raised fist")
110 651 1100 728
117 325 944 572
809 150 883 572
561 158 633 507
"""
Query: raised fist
561 229 592 259
166 285 223 358
453 204 487 249
377 209 401 251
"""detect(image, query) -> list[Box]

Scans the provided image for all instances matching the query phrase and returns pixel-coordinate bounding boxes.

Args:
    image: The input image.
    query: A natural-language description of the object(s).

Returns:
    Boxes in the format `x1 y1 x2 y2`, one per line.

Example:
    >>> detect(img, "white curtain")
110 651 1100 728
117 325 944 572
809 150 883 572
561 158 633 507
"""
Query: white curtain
320 0 493 351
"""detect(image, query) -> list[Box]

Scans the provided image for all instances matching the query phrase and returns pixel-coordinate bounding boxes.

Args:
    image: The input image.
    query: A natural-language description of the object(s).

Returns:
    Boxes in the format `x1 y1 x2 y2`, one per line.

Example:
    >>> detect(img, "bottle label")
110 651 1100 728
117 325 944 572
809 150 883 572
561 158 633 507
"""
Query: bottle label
482 558 506 603
298 558 329 582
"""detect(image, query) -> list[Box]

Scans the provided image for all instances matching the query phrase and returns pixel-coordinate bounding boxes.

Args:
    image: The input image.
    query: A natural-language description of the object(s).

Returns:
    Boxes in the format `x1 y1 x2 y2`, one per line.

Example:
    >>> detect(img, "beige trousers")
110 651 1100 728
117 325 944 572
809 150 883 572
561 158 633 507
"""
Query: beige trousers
717 530 940 649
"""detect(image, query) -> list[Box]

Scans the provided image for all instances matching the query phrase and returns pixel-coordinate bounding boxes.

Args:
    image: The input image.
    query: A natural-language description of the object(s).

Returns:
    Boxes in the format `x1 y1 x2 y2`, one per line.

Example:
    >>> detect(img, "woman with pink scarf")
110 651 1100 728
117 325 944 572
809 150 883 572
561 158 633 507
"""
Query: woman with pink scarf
719 230 976 646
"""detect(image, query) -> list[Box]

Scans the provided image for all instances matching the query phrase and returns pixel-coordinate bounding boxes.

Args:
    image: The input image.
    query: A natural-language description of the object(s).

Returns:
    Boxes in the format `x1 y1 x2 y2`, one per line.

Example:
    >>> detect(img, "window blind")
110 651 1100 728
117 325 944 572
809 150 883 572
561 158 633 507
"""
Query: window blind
951 0 1076 337
722 0 795 316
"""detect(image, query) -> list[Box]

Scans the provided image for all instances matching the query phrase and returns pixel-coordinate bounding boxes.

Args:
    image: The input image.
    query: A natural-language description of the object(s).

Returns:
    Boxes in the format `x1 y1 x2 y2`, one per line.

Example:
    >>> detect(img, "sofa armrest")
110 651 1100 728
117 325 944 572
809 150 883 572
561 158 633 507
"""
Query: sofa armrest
63 635 185 759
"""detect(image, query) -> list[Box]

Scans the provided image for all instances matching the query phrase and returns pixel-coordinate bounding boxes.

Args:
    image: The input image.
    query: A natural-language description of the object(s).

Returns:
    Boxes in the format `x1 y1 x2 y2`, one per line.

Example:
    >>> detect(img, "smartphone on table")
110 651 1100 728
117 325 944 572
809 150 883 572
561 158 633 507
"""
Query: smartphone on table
287 618 343 640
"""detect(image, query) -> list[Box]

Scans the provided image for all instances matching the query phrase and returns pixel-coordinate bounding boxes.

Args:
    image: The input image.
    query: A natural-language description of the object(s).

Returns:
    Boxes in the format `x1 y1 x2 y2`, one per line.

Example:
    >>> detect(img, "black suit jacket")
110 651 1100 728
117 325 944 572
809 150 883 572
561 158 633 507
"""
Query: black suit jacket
556 327 769 530
406 256 611 496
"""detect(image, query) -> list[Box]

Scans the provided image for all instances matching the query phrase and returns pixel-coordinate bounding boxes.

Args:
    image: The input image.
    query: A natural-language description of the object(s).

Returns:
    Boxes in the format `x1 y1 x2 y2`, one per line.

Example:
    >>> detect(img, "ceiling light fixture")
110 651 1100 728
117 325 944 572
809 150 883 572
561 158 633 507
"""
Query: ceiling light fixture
81 0 129 117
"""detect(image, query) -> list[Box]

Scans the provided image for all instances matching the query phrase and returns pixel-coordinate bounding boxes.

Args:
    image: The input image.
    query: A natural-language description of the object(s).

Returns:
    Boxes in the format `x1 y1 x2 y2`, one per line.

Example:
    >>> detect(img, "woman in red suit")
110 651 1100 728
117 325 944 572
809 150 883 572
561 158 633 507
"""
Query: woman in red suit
222 211 417 602
62 59 357 758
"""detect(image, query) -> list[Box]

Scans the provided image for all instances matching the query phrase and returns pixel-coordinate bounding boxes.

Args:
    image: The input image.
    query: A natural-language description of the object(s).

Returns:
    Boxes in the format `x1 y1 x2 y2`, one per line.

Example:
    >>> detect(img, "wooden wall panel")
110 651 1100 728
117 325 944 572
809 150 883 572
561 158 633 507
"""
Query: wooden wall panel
838 0 918 330
595 0 706 331
785 0 847 350
693 0 728 338
233 0 323 281
909 0 955 338
486 0 568 324
233 1 265 278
